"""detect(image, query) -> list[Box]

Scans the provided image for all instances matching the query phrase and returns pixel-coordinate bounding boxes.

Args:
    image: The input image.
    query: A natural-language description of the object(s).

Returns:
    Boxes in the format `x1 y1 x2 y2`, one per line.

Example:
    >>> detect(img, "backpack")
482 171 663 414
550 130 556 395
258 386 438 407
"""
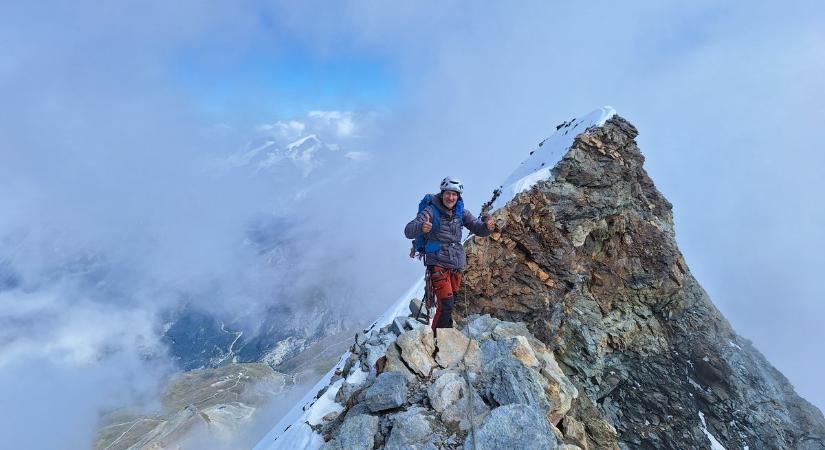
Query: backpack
412 194 464 257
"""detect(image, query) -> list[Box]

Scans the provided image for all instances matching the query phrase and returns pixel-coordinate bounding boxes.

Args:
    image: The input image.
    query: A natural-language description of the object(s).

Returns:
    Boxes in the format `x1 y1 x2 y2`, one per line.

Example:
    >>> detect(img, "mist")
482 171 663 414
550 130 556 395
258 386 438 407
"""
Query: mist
1 1 823 448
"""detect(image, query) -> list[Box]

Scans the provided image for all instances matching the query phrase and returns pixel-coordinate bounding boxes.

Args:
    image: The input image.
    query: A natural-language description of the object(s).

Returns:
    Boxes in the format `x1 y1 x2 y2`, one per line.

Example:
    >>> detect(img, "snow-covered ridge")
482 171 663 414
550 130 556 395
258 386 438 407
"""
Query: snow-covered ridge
491 106 615 211
253 107 616 450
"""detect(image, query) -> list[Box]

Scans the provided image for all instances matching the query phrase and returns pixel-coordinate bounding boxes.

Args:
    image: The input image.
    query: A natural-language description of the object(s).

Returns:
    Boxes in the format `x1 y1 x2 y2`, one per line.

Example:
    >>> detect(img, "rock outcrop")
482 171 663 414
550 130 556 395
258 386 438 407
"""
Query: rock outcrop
459 115 825 449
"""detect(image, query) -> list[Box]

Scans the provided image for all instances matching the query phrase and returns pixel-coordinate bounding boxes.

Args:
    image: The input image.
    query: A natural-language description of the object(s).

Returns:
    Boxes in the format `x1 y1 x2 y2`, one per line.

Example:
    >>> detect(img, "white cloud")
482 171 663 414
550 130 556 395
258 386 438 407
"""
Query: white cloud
256 120 307 140
308 110 358 138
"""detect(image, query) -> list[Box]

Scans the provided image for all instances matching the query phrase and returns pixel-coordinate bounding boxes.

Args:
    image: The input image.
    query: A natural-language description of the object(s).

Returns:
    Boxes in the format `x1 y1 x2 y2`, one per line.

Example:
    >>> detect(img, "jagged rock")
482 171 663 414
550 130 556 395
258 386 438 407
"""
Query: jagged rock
384 407 442 450
364 371 407 412
562 416 588 450
405 317 426 330
355 331 367 346
363 343 387 370
442 385 490 432
539 352 578 422
390 316 408 336
459 115 825 448
434 327 479 369
491 320 532 341
467 403 560 450
320 413 379 450
463 314 498 341
383 343 417 382
335 376 369 407
395 327 436 377
485 357 552 414
428 371 464 412
509 335 540 367
409 298 423 315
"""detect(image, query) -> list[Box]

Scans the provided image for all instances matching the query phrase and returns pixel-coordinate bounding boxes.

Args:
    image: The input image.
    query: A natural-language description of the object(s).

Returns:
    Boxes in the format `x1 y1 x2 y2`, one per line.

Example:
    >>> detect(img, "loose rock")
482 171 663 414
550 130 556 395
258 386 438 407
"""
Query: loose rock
395 327 436 377
364 372 407 412
467 403 560 450
320 413 379 450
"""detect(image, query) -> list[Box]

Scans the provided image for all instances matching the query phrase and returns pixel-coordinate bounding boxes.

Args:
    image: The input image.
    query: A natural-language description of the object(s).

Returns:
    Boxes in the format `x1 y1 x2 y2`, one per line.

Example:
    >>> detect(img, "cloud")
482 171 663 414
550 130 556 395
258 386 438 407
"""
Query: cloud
308 110 358 138
256 120 307 140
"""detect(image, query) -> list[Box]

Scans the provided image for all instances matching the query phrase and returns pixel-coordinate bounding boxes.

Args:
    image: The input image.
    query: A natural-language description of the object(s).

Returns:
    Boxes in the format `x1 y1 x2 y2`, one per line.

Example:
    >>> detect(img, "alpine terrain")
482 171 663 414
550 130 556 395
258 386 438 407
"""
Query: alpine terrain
254 107 825 450
94 126 367 450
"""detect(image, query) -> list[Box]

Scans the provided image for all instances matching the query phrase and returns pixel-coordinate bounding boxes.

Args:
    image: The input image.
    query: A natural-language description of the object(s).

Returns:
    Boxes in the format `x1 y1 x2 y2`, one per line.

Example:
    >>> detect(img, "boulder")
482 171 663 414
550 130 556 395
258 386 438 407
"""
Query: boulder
485 358 552 414
395 327 436 377
405 317 427 331
435 328 479 369
442 386 490 432
427 371 464 412
390 316 409 336
466 403 560 450
383 343 417 382
463 314 499 341
427 370 490 432
385 407 441 450
320 413 379 450
364 372 407 412
409 298 423 316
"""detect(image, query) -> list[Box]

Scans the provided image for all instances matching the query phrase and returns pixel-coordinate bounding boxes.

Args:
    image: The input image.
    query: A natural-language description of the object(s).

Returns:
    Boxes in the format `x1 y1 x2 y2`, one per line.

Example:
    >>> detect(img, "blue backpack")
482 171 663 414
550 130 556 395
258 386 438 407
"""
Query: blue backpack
413 194 464 257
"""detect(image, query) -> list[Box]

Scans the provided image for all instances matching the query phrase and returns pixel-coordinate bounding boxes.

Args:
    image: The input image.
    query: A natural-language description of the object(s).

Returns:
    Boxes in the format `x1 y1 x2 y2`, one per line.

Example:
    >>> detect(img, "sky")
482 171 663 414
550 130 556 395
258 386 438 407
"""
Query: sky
1 1 824 448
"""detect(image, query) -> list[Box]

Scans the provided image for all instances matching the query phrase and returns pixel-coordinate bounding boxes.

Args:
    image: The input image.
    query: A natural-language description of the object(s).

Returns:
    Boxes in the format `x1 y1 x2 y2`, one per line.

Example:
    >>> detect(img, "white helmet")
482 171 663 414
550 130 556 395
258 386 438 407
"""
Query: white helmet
440 176 463 194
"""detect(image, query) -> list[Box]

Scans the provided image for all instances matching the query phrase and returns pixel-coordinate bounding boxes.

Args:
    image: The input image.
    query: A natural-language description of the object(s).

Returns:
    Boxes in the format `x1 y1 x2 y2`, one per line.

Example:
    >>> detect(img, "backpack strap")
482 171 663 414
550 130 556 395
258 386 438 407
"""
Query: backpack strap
423 205 440 254
414 194 442 256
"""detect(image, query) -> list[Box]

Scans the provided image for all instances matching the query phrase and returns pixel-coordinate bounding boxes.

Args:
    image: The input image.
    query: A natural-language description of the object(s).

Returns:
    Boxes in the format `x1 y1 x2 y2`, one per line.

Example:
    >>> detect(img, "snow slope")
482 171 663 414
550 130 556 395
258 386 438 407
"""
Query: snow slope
253 106 615 450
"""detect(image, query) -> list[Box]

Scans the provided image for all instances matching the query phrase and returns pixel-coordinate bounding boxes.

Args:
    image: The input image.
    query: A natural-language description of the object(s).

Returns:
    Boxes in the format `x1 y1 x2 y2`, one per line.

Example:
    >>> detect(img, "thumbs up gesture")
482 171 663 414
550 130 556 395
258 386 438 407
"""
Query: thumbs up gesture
421 212 432 233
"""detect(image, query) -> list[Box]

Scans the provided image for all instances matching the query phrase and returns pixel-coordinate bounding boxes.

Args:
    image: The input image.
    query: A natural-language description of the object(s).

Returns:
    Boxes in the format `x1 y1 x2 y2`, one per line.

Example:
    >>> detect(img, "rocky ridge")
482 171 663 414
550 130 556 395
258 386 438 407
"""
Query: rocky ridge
318 307 587 450
256 111 825 449
459 115 825 448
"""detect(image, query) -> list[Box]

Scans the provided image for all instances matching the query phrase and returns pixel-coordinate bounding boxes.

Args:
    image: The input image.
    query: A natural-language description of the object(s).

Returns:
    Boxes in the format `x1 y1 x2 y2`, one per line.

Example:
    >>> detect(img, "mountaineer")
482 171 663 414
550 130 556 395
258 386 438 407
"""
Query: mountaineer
404 176 493 332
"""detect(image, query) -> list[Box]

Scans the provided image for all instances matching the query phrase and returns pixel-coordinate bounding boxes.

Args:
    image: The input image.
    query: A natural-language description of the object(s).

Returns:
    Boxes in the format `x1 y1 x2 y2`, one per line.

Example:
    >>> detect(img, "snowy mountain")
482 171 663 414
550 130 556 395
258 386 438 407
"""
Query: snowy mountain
252 107 825 450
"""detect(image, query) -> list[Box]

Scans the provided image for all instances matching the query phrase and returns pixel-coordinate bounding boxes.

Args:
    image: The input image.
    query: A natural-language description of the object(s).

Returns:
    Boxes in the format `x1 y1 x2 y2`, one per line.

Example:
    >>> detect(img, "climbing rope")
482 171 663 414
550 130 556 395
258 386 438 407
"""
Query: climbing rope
461 287 478 450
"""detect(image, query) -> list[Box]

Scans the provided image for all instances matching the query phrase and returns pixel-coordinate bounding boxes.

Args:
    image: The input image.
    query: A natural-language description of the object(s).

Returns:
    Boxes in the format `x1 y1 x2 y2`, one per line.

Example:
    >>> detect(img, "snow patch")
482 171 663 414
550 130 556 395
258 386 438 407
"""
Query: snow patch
688 377 704 391
306 379 345 426
699 411 727 450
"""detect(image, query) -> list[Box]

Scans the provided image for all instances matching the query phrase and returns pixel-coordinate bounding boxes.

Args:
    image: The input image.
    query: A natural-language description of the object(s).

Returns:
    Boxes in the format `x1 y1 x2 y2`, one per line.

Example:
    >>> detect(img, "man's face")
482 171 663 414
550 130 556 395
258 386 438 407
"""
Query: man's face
442 190 459 209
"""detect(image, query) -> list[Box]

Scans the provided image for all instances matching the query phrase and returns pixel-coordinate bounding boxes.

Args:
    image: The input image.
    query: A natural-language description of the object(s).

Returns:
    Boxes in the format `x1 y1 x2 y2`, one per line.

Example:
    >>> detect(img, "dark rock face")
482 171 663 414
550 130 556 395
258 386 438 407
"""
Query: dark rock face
460 116 825 449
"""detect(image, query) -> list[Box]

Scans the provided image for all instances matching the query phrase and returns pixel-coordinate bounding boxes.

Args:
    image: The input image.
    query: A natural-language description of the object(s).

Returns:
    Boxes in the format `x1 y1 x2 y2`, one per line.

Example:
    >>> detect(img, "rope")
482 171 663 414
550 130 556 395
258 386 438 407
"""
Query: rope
460 287 478 450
